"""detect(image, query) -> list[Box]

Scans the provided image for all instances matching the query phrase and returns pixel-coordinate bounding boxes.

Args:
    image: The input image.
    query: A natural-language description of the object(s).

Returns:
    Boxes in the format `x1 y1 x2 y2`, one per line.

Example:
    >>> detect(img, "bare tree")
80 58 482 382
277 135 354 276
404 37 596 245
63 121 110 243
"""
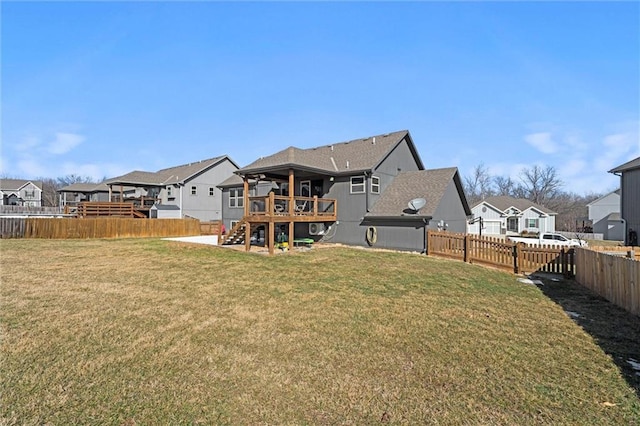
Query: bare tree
39 178 60 207
493 176 517 197
518 165 562 206
463 163 493 205
56 174 96 187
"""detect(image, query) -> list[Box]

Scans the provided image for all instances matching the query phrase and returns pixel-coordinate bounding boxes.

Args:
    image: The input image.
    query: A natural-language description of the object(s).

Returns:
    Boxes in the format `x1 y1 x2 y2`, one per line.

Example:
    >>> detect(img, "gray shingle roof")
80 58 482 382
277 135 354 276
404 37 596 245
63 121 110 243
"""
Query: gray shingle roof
237 130 421 175
475 196 556 215
106 156 234 186
609 156 640 173
58 182 111 192
365 168 468 218
0 179 43 191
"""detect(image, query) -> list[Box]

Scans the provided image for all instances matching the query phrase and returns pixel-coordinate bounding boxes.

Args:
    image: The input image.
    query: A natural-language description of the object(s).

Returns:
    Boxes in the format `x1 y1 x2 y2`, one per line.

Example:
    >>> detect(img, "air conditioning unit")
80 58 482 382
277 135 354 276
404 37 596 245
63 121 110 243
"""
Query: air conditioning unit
309 222 325 235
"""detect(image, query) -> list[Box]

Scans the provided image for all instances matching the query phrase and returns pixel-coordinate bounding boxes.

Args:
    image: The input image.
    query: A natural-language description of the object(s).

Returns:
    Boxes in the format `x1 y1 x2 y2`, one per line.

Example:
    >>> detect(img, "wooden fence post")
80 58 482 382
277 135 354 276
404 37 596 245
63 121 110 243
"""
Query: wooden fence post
426 230 431 256
513 242 525 274
463 234 470 263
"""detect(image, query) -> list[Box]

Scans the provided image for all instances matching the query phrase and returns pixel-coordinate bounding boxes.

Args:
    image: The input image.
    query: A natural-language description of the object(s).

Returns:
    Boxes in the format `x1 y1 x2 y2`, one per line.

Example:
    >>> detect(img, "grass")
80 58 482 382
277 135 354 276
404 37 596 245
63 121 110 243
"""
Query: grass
1 238 639 425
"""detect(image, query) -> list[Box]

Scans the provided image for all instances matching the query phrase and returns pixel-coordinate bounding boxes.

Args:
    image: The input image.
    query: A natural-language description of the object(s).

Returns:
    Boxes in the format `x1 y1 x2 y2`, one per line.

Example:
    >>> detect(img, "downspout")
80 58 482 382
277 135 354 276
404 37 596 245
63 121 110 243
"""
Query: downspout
179 184 183 217
422 218 428 254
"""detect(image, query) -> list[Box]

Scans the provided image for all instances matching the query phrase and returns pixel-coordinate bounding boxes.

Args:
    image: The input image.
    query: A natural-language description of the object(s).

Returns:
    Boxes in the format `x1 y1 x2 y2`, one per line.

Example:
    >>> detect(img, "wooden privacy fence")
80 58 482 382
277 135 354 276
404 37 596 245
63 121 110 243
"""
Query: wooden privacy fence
575 247 640 316
427 230 575 277
1 217 200 239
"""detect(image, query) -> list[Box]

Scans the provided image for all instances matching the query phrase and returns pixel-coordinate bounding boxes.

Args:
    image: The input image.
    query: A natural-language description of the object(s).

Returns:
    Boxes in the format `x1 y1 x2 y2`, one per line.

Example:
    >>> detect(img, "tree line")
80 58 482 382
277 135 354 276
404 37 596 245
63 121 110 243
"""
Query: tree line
463 164 603 232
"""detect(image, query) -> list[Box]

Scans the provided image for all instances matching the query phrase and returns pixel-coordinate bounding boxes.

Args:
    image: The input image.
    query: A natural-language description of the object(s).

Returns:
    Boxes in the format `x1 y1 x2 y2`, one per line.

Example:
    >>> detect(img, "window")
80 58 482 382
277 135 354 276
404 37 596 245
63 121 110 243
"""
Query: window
229 188 244 208
350 176 365 194
209 187 215 196
370 176 380 194
526 218 539 228
191 186 197 195
230 220 239 229
167 186 172 197
24 190 36 198
507 217 519 232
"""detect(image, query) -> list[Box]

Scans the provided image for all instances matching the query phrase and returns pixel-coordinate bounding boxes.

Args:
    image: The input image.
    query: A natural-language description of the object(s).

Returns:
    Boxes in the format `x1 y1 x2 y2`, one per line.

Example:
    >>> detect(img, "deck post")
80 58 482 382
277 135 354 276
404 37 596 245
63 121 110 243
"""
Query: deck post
245 222 251 252
268 221 275 255
288 169 295 215
243 177 249 217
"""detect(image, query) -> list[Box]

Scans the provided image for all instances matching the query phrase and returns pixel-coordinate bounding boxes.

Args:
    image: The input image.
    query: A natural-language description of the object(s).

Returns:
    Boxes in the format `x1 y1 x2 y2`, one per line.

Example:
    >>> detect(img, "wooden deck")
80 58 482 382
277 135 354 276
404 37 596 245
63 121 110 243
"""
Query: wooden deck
222 193 337 254
246 194 336 223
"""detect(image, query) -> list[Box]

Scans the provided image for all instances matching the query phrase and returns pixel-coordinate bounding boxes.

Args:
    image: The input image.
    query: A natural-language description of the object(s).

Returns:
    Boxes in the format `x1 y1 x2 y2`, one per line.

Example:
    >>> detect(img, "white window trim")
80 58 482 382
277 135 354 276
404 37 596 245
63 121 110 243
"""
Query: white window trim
209 187 215 197
190 186 197 196
370 176 380 194
229 188 244 208
350 176 365 194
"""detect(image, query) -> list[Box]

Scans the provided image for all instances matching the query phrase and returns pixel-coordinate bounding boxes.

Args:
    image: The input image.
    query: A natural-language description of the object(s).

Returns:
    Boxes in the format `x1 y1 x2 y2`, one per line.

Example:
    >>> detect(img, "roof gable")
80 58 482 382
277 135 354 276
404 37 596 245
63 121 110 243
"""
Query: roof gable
0 179 43 191
237 130 423 176
365 167 470 218
106 156 237 186
473 196 556 215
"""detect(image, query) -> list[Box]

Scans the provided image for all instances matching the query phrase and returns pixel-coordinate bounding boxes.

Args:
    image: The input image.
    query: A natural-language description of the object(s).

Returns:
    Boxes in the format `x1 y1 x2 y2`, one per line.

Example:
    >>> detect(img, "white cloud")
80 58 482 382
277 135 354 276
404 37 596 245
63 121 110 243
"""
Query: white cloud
47 132 85 155
15 135 41 152
524 132 558 154
594 130 640 173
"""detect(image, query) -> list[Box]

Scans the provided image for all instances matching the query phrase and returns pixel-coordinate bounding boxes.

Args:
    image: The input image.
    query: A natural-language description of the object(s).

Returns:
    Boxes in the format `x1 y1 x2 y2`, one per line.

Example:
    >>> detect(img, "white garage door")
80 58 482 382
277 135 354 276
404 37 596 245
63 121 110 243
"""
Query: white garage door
482 221 502 235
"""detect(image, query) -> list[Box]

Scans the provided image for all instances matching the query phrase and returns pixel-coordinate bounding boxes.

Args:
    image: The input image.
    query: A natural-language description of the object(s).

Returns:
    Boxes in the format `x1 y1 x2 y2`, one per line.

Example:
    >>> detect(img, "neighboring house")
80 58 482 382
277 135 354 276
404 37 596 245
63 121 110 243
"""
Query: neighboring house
220 130 471 252
468 196 556 236
106 156 239 221
0 179 43 207
58 182 130 207
609 156 640 245
587 189 624 241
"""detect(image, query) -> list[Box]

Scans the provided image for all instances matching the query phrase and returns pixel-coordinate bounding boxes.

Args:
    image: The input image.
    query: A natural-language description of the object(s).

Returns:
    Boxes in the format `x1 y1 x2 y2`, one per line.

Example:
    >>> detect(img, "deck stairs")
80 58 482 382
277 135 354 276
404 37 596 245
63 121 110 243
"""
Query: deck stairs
222 218 248 245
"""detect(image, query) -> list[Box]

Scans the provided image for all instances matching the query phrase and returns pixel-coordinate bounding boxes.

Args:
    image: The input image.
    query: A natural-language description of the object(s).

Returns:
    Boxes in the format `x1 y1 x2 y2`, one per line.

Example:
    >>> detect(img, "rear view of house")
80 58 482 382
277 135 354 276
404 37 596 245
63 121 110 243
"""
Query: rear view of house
220 130 471 253
96 156 238 220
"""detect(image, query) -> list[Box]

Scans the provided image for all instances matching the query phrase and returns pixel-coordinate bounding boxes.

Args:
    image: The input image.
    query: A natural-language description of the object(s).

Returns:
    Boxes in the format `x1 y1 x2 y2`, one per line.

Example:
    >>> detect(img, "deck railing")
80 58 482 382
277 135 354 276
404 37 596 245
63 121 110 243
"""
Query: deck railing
248 194 336 219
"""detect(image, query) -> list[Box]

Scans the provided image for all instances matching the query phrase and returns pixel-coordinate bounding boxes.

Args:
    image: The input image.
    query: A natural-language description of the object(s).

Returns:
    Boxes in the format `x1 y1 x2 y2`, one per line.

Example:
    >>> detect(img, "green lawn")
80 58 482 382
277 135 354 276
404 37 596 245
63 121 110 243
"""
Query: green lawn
1 239 638 424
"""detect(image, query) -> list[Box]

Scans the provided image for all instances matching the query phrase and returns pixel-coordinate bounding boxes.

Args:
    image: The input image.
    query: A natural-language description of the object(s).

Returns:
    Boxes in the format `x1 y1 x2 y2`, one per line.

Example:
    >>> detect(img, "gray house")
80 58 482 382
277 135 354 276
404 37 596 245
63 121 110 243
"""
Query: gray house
587 189 624 241
0 179 43 207
106 156 239 221
58 182 125 207
609 156 640 245
219 130 471 253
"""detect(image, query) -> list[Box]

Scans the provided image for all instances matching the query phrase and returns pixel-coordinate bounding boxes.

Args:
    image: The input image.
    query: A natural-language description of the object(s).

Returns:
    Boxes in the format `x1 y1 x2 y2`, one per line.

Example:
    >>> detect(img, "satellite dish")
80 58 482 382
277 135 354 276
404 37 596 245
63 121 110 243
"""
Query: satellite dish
408 197 426 212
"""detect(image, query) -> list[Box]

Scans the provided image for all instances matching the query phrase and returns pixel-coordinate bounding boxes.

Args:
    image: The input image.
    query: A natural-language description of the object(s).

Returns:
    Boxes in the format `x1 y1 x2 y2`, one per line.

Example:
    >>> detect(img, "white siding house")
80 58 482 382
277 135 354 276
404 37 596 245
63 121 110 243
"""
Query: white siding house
468 196 556 236
0 179 43 207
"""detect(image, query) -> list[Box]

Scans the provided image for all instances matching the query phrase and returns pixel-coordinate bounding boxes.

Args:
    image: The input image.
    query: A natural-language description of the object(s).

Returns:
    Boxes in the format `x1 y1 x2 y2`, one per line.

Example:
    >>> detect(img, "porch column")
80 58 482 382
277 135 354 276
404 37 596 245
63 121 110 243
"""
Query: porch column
288 168 295 245
108 185 112 202
243 177 249 217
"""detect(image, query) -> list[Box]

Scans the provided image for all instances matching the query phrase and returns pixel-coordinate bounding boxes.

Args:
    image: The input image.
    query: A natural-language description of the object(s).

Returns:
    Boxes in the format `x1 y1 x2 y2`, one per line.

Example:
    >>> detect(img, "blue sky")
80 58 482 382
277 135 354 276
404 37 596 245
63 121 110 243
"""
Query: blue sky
2 1 638 195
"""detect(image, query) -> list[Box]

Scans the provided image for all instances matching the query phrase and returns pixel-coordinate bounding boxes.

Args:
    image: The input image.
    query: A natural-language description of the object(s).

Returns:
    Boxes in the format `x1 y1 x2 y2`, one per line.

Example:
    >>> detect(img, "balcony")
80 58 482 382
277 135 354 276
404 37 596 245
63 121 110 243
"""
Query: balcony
246 193 336 223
